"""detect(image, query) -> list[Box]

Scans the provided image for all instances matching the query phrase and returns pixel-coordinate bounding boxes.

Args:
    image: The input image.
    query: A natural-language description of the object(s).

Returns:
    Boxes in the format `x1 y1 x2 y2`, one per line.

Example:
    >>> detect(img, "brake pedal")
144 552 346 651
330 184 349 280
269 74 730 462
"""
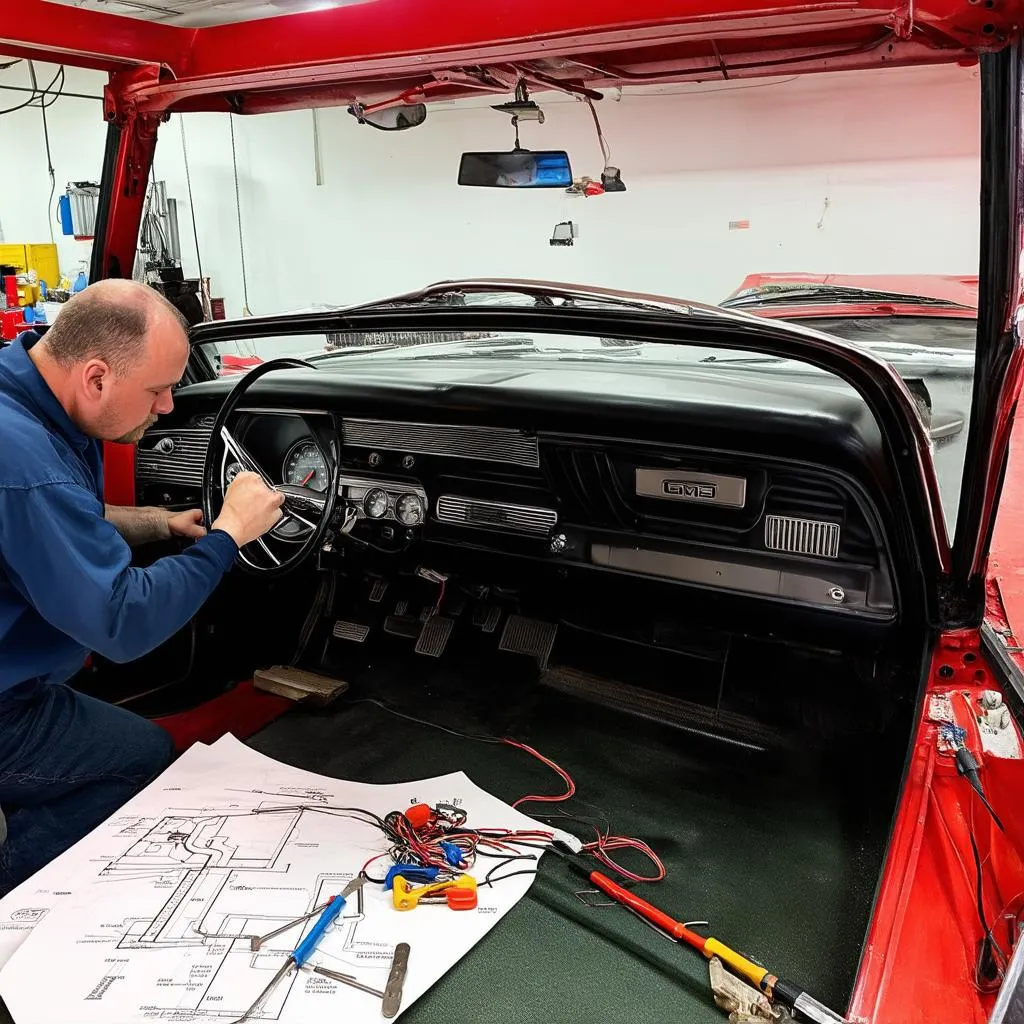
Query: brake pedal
253 666 349 706
384 615 422 639
473 605 502 634
332 620 370 643
499 616 558 671
415 616 453 658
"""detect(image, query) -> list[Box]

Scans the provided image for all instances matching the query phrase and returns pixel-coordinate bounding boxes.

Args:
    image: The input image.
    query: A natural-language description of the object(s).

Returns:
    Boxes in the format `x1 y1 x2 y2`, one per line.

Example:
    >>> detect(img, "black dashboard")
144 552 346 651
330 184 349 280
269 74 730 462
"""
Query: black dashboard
134 358 907 632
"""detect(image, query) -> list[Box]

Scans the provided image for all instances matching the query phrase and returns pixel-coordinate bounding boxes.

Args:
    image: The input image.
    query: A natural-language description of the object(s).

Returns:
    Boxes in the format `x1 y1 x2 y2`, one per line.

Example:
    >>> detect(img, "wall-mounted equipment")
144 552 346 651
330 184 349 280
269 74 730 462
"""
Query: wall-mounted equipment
57 182 100 240
549 222 578 246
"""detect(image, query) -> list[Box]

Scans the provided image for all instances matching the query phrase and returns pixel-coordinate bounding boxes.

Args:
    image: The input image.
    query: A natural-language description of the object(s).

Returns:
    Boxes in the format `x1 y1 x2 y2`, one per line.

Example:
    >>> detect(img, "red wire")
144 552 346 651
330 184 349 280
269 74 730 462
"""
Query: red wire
502 737 666 882
505 739 577 807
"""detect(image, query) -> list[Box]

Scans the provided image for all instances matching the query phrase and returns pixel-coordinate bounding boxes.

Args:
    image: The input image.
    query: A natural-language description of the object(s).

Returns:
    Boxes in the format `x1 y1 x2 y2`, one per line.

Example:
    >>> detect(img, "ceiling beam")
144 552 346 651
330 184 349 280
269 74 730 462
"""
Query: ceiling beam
0 0 187 72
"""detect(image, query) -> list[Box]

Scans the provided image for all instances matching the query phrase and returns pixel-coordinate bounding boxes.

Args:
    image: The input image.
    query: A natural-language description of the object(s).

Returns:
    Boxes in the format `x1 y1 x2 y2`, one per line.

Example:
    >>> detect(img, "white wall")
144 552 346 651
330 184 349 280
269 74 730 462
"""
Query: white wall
0 59 981 318
0 60 104 280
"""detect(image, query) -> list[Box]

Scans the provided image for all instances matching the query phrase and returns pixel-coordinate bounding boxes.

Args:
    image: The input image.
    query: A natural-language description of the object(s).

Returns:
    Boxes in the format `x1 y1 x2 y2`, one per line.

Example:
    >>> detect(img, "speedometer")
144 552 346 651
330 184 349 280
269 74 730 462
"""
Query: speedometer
282 439 328 492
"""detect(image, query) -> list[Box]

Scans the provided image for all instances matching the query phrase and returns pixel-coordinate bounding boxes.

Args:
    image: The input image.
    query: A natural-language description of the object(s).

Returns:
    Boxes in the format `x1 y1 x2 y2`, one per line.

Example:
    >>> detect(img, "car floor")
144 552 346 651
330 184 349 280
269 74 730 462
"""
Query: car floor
243 651 900 1024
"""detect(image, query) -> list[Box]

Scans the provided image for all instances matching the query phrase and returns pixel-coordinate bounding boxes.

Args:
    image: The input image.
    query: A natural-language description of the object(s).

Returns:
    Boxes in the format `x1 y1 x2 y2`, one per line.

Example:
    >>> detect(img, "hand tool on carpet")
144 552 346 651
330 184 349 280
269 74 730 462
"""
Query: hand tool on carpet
553 843 848 1024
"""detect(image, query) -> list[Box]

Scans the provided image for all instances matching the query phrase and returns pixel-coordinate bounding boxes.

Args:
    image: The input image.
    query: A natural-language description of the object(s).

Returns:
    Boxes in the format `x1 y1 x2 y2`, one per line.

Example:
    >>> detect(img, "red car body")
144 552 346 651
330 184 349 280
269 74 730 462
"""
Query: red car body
5 5 1024 1024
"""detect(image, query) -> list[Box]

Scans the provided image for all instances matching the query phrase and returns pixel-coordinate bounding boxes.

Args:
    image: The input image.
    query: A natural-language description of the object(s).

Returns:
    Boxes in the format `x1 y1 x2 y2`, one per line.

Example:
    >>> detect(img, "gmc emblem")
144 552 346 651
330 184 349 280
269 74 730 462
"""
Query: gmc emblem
664 480 717 500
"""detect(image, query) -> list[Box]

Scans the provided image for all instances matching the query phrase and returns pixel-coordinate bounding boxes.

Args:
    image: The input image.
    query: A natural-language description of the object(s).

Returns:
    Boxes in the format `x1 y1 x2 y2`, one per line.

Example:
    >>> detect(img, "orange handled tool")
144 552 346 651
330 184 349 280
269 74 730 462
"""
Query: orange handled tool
554 845 848 1024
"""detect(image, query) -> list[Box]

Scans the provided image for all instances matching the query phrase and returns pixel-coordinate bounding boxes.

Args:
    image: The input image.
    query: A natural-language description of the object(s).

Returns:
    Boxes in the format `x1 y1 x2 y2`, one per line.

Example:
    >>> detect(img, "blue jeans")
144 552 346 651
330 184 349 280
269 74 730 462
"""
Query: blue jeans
0 680 175 896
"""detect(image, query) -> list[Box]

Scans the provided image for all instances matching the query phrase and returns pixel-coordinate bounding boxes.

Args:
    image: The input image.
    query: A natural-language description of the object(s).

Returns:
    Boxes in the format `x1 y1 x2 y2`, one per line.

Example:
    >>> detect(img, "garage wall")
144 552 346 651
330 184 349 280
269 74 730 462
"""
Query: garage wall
0 60 981 318
0 61 104 280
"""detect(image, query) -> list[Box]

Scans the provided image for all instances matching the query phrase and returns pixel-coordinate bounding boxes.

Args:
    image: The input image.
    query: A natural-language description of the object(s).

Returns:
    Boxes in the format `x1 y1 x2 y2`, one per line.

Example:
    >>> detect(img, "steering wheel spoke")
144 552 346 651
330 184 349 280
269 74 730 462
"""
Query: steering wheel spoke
220 426 273 487
201 357 337 578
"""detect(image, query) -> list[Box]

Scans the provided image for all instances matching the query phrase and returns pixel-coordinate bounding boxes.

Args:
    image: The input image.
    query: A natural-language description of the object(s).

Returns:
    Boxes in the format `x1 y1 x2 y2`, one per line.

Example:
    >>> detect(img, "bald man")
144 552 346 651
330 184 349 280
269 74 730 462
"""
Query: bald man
0 279 284 894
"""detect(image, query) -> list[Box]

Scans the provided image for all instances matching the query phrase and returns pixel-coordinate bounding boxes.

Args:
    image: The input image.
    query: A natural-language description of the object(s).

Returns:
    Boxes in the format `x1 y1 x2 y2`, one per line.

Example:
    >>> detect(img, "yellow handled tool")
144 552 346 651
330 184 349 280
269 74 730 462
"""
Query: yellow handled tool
392 874 477 911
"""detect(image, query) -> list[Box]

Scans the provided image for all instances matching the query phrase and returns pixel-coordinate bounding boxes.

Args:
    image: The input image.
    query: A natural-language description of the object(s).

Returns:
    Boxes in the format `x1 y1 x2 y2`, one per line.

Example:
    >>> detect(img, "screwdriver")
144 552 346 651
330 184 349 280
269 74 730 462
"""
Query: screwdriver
553 843 849 1024
232 877 366 1024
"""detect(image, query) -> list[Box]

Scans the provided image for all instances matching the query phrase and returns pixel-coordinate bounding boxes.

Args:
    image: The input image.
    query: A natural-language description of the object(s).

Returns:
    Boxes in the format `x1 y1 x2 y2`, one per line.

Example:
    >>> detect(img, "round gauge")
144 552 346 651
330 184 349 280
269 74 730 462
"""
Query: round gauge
283 439 328 493
224 461 243 485
396 493 424 526
363 488 389 519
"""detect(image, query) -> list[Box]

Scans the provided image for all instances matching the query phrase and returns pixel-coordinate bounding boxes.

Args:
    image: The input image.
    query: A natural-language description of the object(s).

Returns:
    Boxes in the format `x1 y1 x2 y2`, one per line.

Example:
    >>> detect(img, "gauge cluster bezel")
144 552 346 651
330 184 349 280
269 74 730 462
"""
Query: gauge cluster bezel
340 475 429 526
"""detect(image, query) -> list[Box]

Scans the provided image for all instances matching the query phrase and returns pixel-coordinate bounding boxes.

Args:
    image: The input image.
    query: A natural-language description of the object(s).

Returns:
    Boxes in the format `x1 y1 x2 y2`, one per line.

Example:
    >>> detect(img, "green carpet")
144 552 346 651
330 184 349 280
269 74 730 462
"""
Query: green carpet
245 656 898 1024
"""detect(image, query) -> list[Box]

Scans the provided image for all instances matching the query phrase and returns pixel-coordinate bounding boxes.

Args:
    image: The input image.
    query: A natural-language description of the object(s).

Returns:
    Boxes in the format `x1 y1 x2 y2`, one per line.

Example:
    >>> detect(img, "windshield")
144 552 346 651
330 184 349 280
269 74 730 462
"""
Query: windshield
160 63 979 535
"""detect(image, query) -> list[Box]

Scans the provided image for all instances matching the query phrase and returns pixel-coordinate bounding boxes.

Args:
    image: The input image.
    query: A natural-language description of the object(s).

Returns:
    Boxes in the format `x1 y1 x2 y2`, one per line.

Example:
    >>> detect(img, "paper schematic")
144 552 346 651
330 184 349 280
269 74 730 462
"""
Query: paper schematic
0 734 548 1024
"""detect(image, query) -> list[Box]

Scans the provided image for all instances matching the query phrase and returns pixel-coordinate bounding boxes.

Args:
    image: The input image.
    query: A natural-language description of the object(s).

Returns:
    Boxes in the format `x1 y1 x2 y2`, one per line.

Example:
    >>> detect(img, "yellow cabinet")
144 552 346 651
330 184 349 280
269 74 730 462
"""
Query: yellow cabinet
0 243 61 294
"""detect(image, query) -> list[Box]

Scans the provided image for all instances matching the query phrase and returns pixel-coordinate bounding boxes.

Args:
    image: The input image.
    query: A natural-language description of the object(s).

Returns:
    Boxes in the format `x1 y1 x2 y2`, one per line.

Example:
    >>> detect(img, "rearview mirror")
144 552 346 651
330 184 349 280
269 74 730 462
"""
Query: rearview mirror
458 150 572 188
348 103 427 131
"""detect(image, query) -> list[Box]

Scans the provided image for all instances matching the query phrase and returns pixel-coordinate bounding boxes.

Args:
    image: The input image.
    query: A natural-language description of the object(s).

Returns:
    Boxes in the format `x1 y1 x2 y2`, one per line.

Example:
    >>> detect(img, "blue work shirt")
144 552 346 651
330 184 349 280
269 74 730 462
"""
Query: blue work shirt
0 332 237 694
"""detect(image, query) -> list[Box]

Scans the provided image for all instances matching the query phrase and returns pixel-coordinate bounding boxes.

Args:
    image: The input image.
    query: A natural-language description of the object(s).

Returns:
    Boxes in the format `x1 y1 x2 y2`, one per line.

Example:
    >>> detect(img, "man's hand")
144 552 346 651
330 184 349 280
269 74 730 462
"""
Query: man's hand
212 472 285 547
168 509 207 540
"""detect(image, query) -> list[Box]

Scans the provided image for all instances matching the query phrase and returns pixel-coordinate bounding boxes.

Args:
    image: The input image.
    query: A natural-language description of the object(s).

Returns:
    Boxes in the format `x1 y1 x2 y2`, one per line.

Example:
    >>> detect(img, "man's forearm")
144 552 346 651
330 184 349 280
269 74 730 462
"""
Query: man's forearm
104 504 172 546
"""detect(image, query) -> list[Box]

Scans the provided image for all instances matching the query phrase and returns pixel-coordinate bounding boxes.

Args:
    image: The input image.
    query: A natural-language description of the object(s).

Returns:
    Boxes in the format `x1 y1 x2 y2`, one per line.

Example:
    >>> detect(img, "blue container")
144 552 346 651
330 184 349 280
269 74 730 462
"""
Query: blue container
57 195 74 237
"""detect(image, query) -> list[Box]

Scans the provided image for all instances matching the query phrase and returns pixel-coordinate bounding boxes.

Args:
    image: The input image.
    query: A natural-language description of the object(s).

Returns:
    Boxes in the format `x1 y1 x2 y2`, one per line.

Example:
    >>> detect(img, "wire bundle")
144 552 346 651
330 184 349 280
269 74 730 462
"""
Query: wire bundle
347 696 668 886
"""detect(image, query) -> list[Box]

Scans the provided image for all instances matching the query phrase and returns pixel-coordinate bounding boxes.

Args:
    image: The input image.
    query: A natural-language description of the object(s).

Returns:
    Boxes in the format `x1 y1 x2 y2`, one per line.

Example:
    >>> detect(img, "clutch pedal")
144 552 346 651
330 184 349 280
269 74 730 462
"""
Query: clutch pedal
499 615 558 671
253 666 350 706
333 620 370 643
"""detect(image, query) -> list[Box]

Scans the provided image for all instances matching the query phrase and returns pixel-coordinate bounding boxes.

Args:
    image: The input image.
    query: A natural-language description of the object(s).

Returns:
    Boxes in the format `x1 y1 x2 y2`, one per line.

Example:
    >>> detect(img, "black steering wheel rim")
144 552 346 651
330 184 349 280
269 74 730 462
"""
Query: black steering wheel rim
201 357 339 578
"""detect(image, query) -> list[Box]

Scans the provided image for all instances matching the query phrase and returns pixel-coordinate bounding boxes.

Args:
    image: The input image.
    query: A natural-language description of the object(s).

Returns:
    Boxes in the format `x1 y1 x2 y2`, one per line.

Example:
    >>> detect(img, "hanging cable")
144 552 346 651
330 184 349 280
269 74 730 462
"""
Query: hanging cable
178 115 205 288
29 62 58 246
229 114 253 316
584 97 612 168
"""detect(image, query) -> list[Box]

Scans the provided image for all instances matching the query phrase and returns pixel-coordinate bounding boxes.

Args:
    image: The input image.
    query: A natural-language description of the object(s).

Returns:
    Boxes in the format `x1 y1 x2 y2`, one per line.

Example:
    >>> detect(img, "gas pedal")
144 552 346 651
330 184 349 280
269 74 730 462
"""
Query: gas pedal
415 616 453 658
332 620 370 643
499 615 558 671
369 579 388 604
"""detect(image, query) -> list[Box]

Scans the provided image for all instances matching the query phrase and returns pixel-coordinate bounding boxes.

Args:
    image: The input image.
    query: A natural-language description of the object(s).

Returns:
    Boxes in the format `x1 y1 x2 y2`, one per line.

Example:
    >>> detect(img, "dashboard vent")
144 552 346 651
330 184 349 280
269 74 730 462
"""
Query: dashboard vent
342 419 539 467
764 515 841 559
436 495 557 535
135 428 211 488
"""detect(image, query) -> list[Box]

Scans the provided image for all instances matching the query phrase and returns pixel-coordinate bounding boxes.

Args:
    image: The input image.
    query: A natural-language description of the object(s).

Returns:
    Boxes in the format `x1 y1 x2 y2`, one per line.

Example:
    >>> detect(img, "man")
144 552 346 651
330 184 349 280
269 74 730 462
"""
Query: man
0 279 284 895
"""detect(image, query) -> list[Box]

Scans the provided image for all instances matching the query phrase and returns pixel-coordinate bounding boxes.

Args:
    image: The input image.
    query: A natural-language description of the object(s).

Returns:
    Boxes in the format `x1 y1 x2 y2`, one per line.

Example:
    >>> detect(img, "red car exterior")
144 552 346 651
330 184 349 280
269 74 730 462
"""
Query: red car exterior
5 5 1024 1024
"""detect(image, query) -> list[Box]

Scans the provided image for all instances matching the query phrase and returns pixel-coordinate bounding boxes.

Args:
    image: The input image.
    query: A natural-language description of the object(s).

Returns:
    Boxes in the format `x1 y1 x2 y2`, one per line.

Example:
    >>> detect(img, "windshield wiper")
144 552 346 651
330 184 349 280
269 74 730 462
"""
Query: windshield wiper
698 354 786 364
721 286 973 310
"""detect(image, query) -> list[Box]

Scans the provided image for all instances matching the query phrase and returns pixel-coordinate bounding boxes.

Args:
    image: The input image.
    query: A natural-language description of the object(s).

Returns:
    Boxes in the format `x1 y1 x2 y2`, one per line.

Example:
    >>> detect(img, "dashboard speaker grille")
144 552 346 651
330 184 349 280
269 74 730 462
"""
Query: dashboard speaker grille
436 495 557 535
342 419 539 467
135 428 211 488
764 515 840 559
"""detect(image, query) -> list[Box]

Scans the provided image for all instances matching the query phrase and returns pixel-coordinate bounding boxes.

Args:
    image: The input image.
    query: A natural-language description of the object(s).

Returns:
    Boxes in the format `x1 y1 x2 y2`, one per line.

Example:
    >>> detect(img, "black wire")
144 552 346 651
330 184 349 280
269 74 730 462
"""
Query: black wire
179 115 204 285
39 80 57 246
346 697 505 745
977 789 1006 834
484 867 539 887
965 788 1008 984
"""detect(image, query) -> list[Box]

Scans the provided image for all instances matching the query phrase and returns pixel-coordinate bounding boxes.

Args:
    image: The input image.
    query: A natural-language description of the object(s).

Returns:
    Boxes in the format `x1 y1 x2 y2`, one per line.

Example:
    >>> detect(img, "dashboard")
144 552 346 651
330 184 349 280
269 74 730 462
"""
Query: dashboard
133 358 907 634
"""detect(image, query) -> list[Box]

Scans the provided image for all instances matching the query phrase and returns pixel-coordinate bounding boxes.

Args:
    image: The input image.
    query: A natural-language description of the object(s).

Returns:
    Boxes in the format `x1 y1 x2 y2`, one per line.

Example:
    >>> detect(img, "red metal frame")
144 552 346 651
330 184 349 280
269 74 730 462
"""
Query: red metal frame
850 630 1024 1024
5 5 1024 1023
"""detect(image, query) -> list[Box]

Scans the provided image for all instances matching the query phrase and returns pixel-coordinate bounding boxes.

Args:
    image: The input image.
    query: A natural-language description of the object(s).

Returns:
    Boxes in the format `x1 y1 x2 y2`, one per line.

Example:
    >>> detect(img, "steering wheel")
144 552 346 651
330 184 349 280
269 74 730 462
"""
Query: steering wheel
201 358 339 577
